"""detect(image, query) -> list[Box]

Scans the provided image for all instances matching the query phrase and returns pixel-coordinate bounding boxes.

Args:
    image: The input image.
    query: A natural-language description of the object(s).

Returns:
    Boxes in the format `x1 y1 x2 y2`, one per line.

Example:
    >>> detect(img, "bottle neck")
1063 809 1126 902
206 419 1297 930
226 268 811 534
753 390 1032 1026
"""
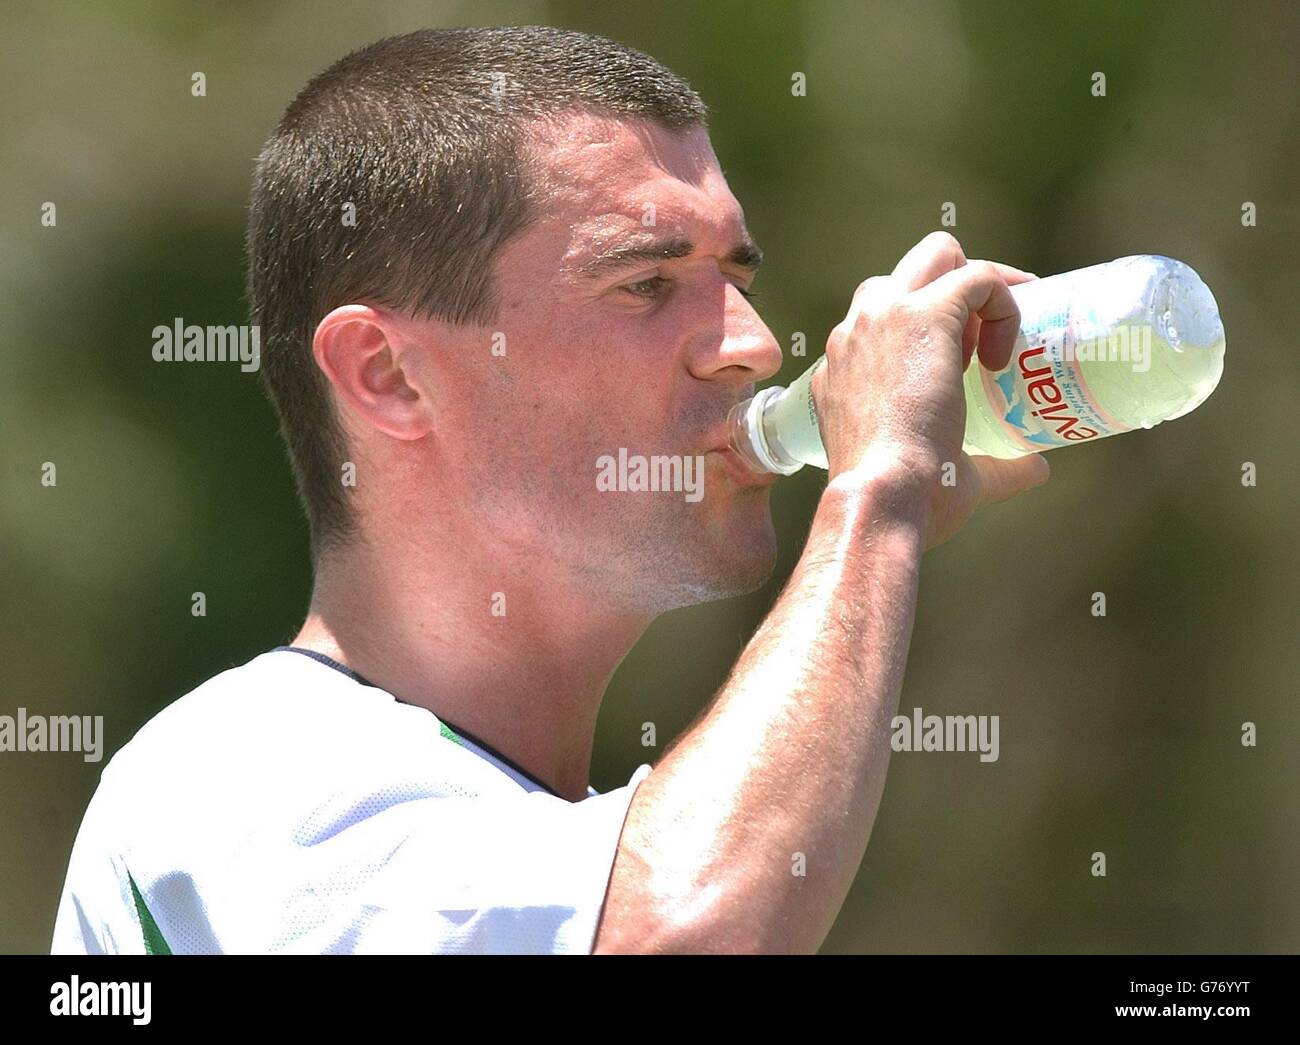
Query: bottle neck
727 386 805 475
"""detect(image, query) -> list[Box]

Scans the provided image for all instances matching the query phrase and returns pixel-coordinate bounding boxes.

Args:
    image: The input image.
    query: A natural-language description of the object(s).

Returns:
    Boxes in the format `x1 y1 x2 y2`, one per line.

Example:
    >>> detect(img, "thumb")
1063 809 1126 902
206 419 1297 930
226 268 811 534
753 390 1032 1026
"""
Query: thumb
970 453 1051 505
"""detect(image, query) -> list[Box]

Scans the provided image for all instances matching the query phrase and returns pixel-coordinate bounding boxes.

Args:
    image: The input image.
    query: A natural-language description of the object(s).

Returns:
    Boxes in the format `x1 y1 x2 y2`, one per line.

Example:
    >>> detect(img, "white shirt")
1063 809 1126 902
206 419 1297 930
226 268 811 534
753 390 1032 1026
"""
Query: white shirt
51 647 653 954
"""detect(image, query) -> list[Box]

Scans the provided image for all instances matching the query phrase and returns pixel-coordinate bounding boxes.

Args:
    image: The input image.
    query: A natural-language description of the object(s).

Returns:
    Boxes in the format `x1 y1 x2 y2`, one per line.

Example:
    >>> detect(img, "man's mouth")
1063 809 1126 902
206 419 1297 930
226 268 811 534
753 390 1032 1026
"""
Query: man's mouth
705 445 778 488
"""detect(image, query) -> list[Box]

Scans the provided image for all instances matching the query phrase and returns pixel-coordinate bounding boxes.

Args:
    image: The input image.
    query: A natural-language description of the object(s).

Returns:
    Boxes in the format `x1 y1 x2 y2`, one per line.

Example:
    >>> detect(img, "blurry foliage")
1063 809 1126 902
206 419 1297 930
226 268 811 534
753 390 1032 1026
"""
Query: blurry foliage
1 0 1296 953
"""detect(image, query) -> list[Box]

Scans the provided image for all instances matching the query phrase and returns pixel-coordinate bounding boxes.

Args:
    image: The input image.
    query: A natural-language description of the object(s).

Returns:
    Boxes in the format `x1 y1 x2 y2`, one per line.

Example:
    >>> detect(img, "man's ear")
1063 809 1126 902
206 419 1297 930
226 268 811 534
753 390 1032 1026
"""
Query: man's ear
311 304 433 441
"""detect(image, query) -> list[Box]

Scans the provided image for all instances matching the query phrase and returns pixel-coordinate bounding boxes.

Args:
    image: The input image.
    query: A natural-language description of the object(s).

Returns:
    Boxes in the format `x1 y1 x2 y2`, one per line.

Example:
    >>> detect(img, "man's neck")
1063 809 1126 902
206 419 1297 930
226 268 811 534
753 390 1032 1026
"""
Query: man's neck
292 534 651 803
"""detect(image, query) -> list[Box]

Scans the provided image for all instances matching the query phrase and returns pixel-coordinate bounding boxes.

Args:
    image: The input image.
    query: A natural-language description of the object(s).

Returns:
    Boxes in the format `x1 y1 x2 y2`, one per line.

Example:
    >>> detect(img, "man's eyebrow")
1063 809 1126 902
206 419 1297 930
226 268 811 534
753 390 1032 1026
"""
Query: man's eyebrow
576 235 764 280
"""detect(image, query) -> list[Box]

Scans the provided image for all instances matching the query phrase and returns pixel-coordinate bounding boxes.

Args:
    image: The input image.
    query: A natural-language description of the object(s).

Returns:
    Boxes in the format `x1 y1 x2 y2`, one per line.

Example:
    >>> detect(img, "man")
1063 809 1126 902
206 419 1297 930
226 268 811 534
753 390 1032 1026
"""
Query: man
52 26 1048 954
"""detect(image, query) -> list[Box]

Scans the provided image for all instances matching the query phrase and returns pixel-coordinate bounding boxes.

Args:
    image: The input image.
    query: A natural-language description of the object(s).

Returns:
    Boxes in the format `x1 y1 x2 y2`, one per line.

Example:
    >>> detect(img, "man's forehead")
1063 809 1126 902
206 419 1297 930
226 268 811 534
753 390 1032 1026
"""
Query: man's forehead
522 113 752 264
526 111 718 195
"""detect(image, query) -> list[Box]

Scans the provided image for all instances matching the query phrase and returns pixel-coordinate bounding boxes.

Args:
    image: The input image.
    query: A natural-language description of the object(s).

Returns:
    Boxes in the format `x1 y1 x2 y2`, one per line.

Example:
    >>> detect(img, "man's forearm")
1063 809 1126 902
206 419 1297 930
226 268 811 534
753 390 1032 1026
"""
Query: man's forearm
596 463 931 953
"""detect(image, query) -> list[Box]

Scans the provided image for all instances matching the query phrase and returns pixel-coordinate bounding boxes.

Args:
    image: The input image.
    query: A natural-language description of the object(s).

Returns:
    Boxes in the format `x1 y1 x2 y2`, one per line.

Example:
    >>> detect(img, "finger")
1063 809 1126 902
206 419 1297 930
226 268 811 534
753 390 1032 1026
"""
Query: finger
969 453 1051 505
915 260 1021 371
891 231 967 292
972 261 1037 287
960 262 1036 369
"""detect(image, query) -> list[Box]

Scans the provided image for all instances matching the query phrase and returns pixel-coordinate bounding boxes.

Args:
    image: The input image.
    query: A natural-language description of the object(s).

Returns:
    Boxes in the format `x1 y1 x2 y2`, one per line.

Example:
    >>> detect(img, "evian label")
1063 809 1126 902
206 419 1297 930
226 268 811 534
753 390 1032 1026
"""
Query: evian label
979 312 1127 450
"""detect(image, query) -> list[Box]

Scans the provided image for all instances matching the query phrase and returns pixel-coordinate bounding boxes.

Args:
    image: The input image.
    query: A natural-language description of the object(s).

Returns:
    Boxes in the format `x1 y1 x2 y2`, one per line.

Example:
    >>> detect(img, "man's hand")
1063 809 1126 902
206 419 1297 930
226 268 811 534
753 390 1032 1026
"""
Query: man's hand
811 231 1050 548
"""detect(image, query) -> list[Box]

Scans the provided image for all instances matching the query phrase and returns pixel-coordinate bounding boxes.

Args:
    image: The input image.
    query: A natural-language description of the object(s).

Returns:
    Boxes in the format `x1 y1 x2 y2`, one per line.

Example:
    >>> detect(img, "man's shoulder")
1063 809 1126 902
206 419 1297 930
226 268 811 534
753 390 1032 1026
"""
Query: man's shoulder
98 649 519 819
108 649 388 776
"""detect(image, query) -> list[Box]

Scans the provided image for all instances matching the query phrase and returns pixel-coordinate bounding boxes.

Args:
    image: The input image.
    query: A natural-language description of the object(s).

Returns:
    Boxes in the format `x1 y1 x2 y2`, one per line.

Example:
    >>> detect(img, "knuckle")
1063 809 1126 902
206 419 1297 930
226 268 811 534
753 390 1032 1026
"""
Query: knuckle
852 274 887 302
826 319 852 356
852 301 883 334
856 276 898 318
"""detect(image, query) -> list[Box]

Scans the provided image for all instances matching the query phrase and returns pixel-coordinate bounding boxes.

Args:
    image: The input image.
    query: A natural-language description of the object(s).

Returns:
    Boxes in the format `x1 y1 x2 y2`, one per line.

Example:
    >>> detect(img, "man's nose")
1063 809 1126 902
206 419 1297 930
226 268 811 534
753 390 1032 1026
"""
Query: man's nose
689 285 784 385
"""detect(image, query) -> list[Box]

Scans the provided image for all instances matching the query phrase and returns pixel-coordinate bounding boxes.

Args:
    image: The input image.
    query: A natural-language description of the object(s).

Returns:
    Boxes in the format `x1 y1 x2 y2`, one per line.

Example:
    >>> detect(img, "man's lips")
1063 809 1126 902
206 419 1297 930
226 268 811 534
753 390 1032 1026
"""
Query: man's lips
706 445 778 487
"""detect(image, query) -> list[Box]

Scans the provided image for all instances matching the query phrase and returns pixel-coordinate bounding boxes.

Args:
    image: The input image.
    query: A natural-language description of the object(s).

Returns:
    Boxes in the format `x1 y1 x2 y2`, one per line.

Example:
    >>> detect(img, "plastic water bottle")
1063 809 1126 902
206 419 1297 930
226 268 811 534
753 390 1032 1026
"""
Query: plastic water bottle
728 255 1226 473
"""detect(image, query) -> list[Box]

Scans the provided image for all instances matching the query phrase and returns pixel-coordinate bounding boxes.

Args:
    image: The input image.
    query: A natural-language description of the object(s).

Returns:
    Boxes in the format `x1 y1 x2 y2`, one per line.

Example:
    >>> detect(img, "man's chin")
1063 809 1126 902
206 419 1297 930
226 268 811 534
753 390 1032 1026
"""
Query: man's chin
608 518 778 614
639 555 775 614
708 551 778 600
685 515 780 602
586 488 779 613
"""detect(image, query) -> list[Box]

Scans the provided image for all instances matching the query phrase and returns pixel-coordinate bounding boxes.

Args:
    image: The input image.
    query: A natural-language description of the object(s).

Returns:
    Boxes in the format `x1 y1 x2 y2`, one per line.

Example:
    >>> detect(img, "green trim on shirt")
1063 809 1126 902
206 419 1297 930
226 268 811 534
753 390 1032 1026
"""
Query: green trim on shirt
127 870 173 955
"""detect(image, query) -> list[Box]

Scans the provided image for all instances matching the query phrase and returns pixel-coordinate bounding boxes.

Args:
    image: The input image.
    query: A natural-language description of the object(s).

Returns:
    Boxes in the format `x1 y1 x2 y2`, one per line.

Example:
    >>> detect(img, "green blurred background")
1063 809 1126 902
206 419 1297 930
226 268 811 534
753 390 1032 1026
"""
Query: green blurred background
2 0 1296 953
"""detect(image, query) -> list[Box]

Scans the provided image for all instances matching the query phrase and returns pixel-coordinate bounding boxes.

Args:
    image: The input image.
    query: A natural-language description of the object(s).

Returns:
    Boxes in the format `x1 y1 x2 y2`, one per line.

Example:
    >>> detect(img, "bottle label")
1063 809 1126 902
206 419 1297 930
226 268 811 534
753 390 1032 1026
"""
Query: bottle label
979 310 1126 450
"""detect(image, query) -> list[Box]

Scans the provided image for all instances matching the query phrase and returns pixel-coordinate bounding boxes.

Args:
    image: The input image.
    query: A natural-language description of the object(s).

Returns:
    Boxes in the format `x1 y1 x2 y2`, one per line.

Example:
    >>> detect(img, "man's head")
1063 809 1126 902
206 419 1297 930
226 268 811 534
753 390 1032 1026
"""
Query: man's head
248 27 782 615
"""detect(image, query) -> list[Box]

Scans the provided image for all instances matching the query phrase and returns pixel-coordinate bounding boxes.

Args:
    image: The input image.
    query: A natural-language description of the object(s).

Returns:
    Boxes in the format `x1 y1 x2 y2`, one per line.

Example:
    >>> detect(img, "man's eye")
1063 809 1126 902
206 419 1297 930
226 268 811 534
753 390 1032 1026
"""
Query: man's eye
621 277 760 302
622 276 670 299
